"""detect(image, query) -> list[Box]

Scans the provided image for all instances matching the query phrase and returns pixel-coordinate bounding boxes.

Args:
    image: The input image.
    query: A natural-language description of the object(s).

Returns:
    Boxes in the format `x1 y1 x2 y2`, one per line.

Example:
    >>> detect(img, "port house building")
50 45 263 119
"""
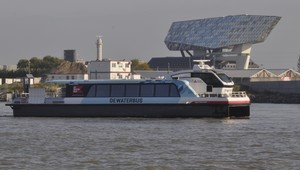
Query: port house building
155 15 281 70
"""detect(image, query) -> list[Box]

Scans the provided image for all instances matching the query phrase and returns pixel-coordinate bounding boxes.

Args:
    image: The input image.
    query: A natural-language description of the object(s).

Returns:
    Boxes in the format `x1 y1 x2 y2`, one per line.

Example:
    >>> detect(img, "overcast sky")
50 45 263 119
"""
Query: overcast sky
0 0 299 69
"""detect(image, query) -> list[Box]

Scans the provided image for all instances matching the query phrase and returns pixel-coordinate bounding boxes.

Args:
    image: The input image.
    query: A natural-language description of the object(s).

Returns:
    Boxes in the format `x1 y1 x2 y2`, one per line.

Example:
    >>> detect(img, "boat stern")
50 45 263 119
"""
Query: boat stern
228 104 250 118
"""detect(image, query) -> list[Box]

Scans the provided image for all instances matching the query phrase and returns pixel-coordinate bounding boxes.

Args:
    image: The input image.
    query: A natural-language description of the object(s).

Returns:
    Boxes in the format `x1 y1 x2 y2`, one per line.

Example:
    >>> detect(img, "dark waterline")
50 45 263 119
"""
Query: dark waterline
0 103 299 169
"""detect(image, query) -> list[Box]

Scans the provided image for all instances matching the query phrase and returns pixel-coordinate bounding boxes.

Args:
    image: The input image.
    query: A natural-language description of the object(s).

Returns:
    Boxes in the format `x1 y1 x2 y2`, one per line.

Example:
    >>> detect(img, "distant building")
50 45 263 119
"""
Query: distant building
217 60 260 70
46 61 88 81
64 50 77 62
47 74 88 81
219 69 300 83
148 57 191 71
87 36 140 80
0 77 41 85
1 78 21 85
148 57 259 71
0 65 17 71
218 69 300 94
88 60 137 80
164 15 281 69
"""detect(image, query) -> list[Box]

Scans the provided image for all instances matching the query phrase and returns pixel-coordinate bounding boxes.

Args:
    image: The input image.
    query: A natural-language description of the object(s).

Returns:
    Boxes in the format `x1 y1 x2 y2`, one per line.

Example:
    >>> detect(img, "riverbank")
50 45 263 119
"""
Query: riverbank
248 92 300 104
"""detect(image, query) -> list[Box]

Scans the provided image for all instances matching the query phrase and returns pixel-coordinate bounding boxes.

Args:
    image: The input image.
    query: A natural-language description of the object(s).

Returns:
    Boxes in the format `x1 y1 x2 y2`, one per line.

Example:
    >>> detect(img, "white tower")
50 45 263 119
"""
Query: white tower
96 36 103 61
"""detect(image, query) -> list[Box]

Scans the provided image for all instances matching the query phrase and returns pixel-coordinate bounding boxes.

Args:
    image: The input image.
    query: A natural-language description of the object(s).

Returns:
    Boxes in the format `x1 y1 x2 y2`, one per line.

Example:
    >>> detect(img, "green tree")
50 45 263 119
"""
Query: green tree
30 57 42 73
131 59 140 70
43 55 64 69
131 59 151 70
15 56 64 77
134 63 150 70
17 59 29 70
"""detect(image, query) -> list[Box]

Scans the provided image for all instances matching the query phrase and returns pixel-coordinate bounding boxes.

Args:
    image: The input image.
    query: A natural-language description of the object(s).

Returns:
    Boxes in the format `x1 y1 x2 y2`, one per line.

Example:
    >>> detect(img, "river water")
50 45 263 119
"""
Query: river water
0 103 299 169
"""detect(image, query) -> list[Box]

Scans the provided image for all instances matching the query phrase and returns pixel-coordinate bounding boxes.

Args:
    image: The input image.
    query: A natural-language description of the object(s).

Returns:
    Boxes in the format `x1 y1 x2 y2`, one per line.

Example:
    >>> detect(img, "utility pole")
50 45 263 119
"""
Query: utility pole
28 60 31 74
298 55 300 72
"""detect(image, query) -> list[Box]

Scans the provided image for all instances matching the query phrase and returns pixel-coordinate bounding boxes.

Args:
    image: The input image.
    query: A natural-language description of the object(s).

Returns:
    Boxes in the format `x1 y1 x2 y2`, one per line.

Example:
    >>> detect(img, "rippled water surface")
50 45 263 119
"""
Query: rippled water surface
0 103 299 169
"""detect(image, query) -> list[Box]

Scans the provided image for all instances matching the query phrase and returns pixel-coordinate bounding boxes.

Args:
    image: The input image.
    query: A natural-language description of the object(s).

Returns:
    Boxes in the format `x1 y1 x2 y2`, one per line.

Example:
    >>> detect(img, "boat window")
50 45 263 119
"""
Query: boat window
66 83 180 98
111 84 125 97
207 85 213 92
170 84 180 97
86 85 96 97
125 84 140 97
96 85 110 97
155 84 169 97
217 73 232 83
191 72 223 87
140 84 154 97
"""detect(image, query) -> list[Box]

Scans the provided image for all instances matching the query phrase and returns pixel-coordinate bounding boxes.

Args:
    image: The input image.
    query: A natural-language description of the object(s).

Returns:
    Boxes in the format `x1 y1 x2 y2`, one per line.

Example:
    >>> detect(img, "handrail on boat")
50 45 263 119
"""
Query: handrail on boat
199 91 247 98
231 91 247 97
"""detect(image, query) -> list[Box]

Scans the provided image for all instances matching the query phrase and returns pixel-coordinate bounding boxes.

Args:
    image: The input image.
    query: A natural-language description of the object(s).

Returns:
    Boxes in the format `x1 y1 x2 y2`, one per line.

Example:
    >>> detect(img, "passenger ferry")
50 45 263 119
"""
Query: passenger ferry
6 60 250 117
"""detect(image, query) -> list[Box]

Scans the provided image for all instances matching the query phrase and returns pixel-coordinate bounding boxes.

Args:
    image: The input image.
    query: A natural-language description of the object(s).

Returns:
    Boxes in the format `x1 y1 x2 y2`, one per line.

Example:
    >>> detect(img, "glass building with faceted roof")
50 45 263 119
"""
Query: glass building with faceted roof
164 15 281 51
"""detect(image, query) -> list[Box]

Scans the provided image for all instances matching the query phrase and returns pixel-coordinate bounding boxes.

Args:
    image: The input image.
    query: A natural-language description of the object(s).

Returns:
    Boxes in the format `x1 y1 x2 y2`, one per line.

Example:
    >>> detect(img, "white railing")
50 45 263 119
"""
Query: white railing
200 93 227 98
199 91 247 98
230 91 247 98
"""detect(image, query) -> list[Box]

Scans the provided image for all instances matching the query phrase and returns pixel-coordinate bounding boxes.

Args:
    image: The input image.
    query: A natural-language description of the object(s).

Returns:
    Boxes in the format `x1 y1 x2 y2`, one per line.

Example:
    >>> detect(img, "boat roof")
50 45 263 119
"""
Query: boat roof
47 79 180 85
169 68 218 76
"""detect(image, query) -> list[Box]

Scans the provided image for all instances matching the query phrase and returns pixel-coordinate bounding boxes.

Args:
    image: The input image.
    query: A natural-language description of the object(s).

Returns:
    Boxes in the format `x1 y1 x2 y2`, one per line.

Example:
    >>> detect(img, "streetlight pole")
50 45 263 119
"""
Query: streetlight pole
28 60 31 74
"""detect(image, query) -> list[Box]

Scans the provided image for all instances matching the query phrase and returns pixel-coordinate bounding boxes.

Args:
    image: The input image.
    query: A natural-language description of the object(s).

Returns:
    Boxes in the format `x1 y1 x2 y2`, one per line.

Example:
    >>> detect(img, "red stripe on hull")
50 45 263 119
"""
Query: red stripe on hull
191 100 250 105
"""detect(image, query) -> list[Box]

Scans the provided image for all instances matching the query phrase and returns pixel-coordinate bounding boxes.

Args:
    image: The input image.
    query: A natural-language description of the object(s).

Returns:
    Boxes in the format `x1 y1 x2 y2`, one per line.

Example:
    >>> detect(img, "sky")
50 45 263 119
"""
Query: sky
0 0 299 69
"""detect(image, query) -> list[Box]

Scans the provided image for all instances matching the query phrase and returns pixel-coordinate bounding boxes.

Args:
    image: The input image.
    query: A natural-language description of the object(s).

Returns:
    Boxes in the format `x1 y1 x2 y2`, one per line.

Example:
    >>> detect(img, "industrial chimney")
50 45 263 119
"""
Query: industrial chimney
96 36 103 61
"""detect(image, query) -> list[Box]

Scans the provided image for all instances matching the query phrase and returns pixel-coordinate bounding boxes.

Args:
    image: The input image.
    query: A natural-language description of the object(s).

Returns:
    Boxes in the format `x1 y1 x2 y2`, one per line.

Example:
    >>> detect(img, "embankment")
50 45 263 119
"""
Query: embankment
248 92 300 104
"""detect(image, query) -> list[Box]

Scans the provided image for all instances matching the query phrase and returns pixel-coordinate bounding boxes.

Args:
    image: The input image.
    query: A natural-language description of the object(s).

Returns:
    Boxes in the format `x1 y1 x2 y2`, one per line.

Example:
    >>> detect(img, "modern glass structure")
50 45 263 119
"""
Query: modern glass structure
164 15 281 69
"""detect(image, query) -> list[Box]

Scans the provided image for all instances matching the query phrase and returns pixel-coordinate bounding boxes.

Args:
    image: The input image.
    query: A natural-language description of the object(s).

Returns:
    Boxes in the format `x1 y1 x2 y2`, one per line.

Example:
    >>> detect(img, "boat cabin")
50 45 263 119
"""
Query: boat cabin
167 60 235 96
63 80 181 98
